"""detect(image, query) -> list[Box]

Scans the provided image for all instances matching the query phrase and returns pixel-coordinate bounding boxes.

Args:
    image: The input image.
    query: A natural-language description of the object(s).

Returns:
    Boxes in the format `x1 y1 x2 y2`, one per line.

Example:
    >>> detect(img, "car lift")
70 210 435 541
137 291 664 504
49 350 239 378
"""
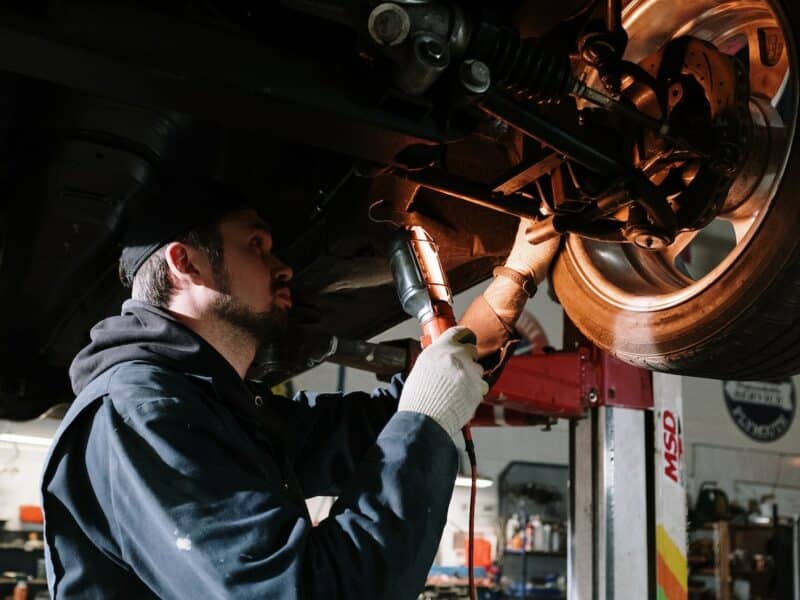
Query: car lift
476 323 688 600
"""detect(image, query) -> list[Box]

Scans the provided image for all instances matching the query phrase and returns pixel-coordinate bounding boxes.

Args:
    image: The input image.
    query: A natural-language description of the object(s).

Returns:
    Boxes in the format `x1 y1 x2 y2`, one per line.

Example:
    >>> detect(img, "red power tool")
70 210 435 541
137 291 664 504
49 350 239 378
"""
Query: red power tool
388 225 480 600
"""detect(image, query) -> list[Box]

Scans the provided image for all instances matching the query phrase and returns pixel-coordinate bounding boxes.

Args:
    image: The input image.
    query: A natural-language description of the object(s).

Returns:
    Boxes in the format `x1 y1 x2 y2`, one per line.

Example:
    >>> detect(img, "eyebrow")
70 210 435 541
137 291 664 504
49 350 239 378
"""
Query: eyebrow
248 221 272 234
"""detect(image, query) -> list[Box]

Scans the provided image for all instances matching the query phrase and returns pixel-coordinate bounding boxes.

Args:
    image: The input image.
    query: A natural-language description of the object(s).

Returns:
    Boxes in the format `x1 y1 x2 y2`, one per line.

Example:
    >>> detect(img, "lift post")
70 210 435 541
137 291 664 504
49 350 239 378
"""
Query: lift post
485 330 688 599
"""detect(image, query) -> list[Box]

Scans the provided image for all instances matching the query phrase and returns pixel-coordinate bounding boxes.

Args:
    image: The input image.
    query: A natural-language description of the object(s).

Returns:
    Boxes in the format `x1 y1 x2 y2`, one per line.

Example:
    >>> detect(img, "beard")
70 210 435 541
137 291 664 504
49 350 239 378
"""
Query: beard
209 269 289 345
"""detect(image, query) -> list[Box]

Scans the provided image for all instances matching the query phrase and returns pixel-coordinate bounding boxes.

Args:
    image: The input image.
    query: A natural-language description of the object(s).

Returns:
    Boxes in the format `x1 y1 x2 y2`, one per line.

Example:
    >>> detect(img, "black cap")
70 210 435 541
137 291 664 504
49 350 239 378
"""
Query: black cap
119 179 251 287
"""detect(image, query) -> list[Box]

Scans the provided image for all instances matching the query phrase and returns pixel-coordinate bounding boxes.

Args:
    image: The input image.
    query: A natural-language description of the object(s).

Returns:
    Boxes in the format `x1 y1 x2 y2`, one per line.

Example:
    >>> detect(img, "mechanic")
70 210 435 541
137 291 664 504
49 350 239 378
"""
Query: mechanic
40 180 559 599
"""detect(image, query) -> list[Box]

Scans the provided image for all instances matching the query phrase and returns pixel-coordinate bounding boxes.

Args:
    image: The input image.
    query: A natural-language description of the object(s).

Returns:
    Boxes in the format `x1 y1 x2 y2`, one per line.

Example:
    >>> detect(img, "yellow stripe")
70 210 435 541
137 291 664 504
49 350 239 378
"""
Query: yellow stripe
656 525 687 591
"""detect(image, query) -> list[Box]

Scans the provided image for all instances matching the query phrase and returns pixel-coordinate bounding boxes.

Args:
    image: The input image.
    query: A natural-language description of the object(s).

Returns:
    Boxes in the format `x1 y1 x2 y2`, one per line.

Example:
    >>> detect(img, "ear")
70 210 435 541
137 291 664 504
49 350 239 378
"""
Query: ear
163 242 212 289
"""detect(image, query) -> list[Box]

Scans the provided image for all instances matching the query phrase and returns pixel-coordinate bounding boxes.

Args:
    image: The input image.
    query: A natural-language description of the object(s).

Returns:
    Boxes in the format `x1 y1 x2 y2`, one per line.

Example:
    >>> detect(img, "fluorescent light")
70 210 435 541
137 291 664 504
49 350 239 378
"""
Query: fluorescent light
455 475 493 488
0 434 53 447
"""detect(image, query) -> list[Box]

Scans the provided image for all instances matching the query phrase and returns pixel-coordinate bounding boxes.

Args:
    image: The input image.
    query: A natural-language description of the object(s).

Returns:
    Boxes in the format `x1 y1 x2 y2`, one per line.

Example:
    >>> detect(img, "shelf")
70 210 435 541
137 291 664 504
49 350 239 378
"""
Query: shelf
731 569 772 577
503 549 566 558
693 522 779 531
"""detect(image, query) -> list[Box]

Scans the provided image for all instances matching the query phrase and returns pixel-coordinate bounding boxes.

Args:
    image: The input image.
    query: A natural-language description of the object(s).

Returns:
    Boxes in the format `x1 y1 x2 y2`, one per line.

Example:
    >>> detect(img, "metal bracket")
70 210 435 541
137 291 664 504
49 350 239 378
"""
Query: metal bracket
484 344 653 420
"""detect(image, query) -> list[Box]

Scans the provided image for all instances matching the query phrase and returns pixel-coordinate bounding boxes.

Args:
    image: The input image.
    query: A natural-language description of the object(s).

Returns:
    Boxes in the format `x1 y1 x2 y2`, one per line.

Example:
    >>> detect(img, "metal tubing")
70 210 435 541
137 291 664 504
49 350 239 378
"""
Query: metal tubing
607 0 622 35
794 515 799 600
478 91 626 176
493 153 564 195
526 189 632 244
326 337 409 377
526 217 561 244
396 169 541 219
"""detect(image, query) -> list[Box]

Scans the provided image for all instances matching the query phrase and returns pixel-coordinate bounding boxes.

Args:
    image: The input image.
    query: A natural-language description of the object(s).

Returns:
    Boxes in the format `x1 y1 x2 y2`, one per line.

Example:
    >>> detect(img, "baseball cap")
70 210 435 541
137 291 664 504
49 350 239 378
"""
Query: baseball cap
119 179 251 287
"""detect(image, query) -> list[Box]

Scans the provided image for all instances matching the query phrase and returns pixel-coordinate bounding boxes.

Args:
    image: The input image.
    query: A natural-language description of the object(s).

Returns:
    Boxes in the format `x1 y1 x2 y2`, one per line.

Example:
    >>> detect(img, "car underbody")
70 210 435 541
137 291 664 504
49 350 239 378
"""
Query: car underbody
1 0 796 417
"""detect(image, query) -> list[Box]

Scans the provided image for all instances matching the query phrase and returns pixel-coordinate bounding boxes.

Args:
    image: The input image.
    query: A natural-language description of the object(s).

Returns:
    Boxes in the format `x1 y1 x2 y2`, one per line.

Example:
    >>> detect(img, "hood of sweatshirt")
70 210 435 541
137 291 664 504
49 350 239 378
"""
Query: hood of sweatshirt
69 299 247 402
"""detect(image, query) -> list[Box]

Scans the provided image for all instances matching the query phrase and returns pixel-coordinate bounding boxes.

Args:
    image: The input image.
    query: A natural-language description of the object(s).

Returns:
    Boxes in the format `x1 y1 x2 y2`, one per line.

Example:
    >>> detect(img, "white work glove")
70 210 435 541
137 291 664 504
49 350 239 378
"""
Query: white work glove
503 218 562 287
398 326 489 442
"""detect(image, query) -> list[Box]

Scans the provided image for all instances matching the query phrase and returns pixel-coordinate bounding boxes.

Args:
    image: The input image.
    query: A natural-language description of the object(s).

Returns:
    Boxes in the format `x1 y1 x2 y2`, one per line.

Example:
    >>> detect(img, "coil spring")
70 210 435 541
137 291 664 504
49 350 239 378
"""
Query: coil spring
476 24 574 102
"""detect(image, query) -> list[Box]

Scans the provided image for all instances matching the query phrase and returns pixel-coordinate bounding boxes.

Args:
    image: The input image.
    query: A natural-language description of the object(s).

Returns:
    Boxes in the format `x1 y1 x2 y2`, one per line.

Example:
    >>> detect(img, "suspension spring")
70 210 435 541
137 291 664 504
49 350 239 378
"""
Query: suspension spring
469 23 575 102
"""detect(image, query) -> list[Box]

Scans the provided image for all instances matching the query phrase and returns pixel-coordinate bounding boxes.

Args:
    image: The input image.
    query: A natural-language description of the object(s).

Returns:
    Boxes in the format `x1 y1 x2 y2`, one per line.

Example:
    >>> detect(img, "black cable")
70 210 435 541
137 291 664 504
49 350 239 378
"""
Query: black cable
462 426 477 600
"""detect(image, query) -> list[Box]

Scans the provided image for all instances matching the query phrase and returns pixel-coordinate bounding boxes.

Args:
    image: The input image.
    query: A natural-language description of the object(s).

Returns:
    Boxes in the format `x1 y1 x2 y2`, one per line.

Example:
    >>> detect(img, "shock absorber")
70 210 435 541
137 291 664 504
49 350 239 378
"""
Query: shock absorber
467 21 670 143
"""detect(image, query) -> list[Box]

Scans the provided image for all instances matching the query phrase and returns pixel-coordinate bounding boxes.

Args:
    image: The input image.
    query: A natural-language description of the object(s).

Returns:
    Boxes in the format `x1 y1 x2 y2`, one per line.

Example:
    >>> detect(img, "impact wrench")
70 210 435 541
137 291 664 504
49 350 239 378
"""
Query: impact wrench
388 226 481 600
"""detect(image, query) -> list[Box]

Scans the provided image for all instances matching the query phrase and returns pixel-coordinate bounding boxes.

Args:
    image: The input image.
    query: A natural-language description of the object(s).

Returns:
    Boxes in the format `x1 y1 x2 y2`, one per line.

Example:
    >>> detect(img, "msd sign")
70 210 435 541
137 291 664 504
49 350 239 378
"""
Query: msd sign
654 374 687 600
662 409 683 484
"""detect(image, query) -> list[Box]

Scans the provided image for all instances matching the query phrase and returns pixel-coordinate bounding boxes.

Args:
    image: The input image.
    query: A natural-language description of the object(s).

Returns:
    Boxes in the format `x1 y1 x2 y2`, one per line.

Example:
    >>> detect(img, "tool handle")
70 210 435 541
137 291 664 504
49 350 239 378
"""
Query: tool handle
420 303 457 348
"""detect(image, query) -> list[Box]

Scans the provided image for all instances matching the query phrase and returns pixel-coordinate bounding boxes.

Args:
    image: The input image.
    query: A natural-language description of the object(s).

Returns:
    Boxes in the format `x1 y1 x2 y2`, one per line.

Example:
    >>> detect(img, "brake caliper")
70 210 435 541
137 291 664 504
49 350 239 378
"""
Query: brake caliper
625 36 751 236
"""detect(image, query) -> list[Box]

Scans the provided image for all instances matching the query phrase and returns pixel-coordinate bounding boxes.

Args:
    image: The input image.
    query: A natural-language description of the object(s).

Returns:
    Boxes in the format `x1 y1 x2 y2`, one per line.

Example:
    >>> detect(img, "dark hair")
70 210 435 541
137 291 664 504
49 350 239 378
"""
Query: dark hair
129 222 226 307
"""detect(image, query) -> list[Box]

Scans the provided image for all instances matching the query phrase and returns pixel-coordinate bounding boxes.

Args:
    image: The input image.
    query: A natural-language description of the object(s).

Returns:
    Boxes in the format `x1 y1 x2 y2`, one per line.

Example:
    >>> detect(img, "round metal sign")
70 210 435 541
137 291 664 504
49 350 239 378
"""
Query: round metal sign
723 380 796 442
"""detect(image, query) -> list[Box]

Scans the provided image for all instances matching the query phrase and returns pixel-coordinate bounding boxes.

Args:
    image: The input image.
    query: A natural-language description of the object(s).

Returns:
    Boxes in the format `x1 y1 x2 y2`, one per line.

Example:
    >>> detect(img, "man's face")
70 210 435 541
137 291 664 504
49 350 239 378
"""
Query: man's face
208 209 293 343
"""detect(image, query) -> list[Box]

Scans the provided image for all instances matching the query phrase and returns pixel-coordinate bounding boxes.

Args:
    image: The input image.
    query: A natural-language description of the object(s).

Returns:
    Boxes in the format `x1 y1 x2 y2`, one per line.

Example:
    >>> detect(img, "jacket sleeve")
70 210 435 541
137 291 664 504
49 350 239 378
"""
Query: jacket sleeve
283 295 517 498
284 373 403 498
105 366 455 600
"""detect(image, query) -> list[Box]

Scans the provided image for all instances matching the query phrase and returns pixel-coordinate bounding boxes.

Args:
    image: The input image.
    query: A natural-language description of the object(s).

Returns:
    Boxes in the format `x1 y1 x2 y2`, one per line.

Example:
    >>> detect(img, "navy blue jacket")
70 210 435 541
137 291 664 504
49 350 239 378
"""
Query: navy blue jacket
41 301 458 599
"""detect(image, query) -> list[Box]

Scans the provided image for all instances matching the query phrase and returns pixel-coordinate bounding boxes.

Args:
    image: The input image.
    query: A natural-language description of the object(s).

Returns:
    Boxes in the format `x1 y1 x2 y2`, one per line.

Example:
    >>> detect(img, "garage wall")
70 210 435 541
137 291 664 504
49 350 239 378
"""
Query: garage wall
682 375 800 515
0 417 61 528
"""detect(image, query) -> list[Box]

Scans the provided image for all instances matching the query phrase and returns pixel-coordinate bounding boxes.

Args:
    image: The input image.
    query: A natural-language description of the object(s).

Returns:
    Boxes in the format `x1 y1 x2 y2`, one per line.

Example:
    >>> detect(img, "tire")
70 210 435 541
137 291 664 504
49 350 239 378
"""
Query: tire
552 0 800 379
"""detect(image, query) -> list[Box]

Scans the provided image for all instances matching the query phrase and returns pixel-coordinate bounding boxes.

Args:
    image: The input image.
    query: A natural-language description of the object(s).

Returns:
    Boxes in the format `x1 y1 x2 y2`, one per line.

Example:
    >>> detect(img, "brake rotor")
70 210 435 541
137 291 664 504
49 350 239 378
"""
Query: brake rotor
623 36 751 236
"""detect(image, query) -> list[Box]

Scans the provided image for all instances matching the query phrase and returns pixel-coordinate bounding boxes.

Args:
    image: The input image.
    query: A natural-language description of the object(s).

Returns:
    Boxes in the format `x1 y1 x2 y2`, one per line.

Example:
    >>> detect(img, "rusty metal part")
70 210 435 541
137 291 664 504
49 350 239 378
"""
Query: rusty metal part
721 96 787 219
478 91 627 176
395 167 541 219
492 153 564 195
623 34 749 236
527 189 631 244
639 37 740 120
623 225 671 250
561 0 793 313
572 80 671 136
579 17 627 94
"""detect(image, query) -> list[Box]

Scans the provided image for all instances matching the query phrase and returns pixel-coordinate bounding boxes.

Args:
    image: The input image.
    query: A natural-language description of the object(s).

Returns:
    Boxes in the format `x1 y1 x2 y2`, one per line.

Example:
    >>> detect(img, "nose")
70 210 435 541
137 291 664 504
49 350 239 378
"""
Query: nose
271 255 293 283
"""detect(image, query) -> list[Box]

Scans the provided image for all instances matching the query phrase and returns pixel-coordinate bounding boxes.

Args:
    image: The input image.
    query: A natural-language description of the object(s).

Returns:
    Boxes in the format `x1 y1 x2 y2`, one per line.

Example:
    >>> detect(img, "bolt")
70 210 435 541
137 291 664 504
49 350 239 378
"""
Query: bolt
418 37 446 63
367 3 410 47
634 232 668 250
588 389 599 404
459 59 491 95
711 142 742 176
626 227 671 250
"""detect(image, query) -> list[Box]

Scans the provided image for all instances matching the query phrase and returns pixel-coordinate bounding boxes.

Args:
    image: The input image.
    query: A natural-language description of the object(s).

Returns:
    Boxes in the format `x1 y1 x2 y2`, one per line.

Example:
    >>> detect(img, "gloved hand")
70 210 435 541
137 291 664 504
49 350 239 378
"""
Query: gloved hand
398 326 489 441
503 218 562 287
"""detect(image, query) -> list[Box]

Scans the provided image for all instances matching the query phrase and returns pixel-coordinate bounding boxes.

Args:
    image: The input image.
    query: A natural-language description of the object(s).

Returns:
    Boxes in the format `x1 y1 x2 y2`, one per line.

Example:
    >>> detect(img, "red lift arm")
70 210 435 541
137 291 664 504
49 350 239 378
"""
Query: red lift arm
473 344 653 425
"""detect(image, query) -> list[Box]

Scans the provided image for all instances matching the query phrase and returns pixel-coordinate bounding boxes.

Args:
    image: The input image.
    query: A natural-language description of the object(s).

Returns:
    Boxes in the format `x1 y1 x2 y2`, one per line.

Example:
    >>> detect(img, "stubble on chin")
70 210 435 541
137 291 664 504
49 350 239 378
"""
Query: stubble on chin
209 266 288 345
210 293 289 346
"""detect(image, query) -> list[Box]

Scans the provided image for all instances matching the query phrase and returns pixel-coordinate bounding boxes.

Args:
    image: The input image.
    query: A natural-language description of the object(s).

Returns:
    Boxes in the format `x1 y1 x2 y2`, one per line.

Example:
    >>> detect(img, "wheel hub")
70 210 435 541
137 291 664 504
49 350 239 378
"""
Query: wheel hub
624 35 751 236
564 0 794 311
